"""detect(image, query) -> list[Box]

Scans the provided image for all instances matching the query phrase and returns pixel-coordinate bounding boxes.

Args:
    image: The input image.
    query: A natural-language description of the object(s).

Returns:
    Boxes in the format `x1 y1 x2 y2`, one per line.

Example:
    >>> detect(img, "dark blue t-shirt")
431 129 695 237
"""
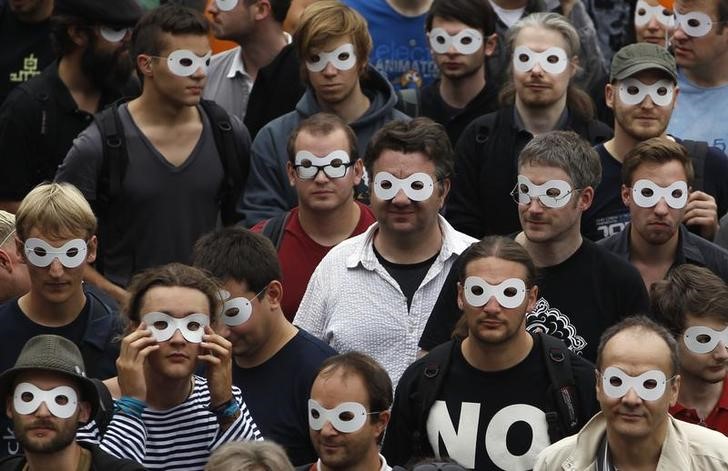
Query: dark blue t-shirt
232 328 336 466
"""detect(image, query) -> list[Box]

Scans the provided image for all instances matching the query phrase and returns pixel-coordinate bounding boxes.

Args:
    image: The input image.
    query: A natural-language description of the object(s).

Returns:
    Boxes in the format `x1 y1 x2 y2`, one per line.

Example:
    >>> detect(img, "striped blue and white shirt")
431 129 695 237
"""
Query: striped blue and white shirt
77 375 261 470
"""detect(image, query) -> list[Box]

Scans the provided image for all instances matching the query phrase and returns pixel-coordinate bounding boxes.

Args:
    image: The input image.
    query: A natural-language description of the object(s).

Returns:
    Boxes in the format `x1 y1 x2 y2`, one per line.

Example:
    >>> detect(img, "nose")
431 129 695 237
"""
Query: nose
653 197 670 215
48 257 65 277
639 94 656 109
646 16 661 30
526 196 545 214
672 21 689 41
713 341 728 360
482 295 501 313
169 328 186 345
322 61 338 76
207 1 219 14
35 401 52 417
320 420 339 437
530 62 544 75
391 188 411 206
314 167 330 183
622 387 643 405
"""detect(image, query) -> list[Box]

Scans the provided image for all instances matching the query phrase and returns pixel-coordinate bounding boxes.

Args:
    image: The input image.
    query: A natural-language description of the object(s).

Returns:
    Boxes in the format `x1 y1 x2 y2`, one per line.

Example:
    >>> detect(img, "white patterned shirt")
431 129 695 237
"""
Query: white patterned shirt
294 216 476 386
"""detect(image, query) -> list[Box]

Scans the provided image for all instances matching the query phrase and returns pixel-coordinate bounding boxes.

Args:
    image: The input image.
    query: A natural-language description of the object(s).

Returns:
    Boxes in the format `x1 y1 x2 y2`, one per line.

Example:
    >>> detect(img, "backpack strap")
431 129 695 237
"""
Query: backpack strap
90 378 114 437
200 99 250 226
396 88 420 117
680 139 708 192
260 211 291 250
539 333 581 443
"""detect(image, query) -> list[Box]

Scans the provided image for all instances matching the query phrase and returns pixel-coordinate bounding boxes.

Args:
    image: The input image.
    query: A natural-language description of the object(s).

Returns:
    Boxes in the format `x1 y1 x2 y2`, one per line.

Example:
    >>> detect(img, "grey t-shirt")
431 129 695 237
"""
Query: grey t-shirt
57 103 241 286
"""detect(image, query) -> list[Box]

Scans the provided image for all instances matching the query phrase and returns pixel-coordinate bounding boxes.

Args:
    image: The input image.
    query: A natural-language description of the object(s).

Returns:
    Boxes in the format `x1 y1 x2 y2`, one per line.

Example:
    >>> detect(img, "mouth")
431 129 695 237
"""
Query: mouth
167 352 189 360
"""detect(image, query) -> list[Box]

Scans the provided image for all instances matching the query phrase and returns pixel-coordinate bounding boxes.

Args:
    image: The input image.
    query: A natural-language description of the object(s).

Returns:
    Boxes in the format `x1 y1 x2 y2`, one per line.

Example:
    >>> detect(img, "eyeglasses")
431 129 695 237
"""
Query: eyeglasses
510 183 580 209
294 160 354 179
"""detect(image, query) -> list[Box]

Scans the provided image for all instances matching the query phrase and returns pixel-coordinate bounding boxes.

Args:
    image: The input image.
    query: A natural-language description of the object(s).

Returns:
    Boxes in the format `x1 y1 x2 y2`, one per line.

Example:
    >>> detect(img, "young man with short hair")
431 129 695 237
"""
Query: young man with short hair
0 210 29 304
0 0 142 212
447 12 612 238
193 227 336 465
384 236 597 469
56 4 250 302
297 352 393 471
251 113 375 318
598 137 728 287
295 118 476 386
668 0 728 154
651 264 728 436
421 131 648 363
0 335 144 470
535 316 728 470
583 42 728 242
239 0 408 227
418 0 499 144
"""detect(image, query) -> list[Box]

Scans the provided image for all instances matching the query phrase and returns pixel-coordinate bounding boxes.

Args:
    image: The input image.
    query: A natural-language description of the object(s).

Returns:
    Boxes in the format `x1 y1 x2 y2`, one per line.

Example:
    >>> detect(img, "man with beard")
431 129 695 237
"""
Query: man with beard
446 12 612 239
583 43 728 242
416 0 499 145
0 0 142 213
0 335 143 470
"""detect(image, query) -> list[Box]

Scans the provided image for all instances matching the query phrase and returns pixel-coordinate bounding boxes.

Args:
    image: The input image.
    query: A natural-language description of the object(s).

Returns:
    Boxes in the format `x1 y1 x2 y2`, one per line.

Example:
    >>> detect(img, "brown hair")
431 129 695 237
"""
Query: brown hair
287 112 359 164
621 137 694 187
651 264 728 336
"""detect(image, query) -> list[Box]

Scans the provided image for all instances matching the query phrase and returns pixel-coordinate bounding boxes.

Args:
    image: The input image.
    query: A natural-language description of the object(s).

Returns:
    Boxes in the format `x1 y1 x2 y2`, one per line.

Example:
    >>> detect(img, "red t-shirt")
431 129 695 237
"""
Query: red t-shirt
670 375 728 436
252 201 376 321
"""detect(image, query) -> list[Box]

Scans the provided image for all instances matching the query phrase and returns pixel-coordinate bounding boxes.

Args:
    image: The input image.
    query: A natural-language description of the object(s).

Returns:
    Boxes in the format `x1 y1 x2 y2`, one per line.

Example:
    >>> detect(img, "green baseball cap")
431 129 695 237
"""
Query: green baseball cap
610 43 677 82
0 335 100 421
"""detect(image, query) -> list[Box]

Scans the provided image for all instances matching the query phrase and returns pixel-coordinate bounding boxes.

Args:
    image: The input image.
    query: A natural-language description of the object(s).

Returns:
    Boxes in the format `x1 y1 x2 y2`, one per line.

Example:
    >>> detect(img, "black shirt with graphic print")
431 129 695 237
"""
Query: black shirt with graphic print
418 239 649 362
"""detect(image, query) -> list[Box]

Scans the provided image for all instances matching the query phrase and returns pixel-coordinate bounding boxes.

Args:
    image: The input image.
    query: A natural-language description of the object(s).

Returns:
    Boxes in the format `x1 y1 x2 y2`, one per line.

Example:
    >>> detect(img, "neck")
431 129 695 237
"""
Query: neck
317 83 370 124
14 1 53 23
19 290 86 327
516 230 582 267
373 221 443 264
25 443 82 471
678 373 724 419
298 201 362 247
490 0 528 9
238 25 288 80
607 424 666 471
385 0 432 16
440 69 486 109
57 54 96 94
461 330 533 371
629 225 678 264
320 451 382 471
234 316 298 368
682 58 728 88
129 90 199 126
144 371 192 409
515 95 567 135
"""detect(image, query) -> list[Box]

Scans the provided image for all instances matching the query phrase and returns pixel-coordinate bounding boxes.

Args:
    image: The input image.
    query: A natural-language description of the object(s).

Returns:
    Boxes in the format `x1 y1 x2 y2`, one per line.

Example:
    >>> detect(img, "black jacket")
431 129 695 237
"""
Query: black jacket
445 105 612 238
0 442 146 470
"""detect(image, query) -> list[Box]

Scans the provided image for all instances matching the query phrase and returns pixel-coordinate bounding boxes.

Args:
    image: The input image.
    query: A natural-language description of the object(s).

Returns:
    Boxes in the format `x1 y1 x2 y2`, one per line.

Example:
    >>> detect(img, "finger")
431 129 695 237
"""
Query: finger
683 209 717 222
200 341 230 358
202 333 232 349
197 353 222 366
120 329 154 355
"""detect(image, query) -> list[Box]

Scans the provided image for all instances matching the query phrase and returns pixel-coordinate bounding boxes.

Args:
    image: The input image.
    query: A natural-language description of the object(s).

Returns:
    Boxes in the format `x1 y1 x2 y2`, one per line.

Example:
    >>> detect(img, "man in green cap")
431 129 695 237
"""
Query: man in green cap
0 335 144 470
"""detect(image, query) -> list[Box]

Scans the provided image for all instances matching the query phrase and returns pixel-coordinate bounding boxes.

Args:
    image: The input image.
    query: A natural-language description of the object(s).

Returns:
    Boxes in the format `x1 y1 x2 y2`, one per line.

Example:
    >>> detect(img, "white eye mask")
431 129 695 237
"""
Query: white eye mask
634 0 675 27
142 312 209 343
308 399 370 433
99 26 131 43
428 27 483 55
675 10 714 37
166 49 212 77
305 44 357 72
13 383 78 419
618 78 674 107
24 238 87 268
215 0 239 11
294 150 352 179
463 277 527 309
631 179 688 209
684 326 728 354
514 175 574 208
512 46 568 75
373 172 435 202
601 366 671 401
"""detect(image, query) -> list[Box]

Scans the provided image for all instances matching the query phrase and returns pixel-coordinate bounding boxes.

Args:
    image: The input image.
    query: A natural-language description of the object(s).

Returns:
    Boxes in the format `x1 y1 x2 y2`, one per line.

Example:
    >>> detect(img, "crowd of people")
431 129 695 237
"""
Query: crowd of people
1 0 728 469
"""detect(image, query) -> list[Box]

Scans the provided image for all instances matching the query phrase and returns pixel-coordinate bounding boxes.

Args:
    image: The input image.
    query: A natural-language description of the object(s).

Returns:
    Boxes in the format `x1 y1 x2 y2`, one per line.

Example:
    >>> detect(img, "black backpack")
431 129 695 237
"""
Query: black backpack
258 211 292 250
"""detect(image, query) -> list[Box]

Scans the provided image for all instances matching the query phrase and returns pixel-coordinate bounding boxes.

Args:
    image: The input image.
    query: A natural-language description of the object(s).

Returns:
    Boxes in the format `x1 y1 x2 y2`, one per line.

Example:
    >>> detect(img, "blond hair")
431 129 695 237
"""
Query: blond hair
15 183 97 241
205 441 294 471
0 211 15 247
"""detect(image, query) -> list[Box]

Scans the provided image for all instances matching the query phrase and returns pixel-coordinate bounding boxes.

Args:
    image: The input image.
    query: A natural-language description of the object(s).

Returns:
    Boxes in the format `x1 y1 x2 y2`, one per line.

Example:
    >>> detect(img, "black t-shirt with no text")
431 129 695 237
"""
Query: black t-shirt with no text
375 247 439 310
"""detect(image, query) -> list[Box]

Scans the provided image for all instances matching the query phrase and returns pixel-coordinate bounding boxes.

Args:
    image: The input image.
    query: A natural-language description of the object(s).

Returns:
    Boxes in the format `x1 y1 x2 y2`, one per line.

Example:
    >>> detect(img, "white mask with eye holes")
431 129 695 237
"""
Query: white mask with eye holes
215 0 239 11
601 366 673 401
674 10 715 37
463 277 527 309
684 326 728 354
305 44 357 72
165 50 212 77
428 27 483 55
13 383 78 419
217 286 267 326
294 150 352 179
618 78 674 107
373 172 435 202
631 179 688 209
99 26 131 43
24 238 88 268
308 399 372 433
512 46 568 75
634 0 675 27
513 175 575 208
141 312 209 343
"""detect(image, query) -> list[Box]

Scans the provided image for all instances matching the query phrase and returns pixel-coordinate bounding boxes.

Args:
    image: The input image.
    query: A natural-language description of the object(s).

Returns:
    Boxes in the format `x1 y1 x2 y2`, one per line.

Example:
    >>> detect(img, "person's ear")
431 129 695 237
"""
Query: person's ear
86 235 97 264
668 374 681 407
78 400 91 424
621 184 631 206
137 54 154 78
437 177 451 209
263 280 283 308
287 161 297 187
15 237 26 265
605 83 616 110
483 33 498 57
68 24 90 48
375 409 390 438
352 159 364 186
456 282 465 311
579 186 595 212
568 55 579 79
254 0 272 21
5 396 13 420
0 248 13 274
526 285 538 311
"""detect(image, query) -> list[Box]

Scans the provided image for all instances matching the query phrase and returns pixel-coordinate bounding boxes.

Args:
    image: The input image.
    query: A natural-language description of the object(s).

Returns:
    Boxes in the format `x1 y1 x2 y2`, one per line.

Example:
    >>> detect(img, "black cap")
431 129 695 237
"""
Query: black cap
0 335 100 421
54 0 143 27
